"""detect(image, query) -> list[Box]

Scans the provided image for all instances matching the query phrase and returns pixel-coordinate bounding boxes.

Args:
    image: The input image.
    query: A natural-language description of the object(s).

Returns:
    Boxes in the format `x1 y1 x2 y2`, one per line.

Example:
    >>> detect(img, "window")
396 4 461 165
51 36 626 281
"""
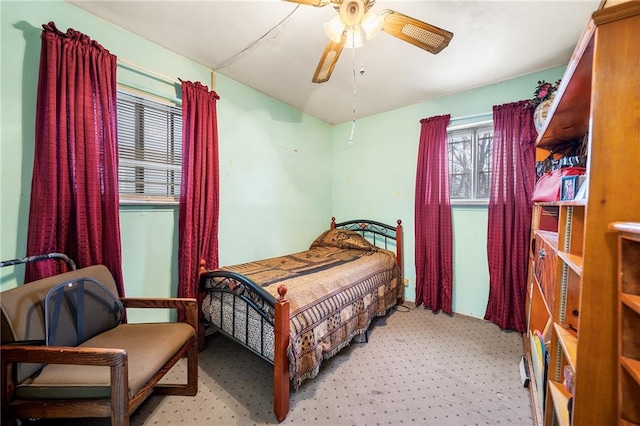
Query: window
117 91 182 203
447 122 493 202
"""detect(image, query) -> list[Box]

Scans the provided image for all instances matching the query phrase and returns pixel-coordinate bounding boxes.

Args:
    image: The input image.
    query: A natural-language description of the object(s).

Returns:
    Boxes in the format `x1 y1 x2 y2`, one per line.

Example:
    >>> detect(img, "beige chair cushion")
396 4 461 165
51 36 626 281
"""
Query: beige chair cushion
15 322 195 399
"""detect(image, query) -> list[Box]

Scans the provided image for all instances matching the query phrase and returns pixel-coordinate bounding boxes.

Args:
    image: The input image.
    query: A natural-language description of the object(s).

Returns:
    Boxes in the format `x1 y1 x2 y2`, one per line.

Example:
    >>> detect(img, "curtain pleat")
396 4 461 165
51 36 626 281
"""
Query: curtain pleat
414 114 453 314
177 80 220 318
484 101 536 333
26 22 124 297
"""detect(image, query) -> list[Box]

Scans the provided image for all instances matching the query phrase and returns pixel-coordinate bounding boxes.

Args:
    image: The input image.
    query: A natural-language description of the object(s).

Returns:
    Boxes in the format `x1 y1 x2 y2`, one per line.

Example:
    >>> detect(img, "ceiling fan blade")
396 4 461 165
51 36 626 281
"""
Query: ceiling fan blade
312 36 345 83
379 9 453 54
283 0 333 6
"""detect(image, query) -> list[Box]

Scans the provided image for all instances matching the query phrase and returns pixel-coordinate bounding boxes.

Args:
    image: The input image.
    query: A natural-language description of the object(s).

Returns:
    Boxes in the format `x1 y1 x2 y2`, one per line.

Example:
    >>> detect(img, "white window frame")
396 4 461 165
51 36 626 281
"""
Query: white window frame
116 88 182 205
447 120 494 206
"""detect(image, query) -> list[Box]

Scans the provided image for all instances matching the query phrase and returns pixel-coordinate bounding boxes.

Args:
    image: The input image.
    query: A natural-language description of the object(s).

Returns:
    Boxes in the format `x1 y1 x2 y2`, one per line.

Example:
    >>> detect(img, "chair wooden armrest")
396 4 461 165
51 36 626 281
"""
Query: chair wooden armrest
1 344 129 425
1 344 126 366
120 297 198 329
120 297 196 309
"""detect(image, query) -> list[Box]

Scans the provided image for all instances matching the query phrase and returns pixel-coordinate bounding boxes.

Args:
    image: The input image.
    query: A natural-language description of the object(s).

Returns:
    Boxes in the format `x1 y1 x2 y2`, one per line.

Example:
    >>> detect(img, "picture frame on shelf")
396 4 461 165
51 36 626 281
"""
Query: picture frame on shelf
574 175 587 200
561 176 578 201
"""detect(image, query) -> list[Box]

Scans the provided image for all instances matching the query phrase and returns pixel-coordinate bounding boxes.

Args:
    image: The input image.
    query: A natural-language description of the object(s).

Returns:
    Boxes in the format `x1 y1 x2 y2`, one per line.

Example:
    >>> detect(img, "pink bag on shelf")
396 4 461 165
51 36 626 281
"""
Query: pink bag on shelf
532 167 586 202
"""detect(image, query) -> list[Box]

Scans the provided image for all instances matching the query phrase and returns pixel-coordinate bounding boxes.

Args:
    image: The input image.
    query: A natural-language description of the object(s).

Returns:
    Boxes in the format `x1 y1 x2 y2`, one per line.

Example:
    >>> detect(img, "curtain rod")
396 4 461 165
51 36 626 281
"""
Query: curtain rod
117 81 182 106
449 112 492 122
117 59 180 86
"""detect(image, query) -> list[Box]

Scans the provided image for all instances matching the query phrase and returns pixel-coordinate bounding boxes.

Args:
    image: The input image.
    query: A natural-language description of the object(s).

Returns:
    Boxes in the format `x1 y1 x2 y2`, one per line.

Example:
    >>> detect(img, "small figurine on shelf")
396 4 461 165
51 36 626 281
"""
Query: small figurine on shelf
531 80 561 108
532 79 561 132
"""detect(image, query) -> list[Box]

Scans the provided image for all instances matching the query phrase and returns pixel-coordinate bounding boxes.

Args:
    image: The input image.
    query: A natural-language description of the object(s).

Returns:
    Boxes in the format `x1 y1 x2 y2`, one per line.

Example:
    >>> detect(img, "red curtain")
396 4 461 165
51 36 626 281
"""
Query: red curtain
414 114 453 314
484 101 537 333
178 80 220 313
25 22 124 296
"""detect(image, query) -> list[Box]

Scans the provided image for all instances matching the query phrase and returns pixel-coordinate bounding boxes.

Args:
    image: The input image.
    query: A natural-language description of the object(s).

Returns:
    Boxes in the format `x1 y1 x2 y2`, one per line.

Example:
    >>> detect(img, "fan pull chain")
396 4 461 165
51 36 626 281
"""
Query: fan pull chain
348 36 358 148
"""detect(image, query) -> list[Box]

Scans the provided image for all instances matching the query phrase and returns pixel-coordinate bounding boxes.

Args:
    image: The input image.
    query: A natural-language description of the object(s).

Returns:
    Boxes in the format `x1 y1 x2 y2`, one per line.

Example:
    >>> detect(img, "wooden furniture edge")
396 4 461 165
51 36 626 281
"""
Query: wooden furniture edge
609 222 640 235
198 259 208 351
273 284 290 422
612 221 640 424
593 0 640 25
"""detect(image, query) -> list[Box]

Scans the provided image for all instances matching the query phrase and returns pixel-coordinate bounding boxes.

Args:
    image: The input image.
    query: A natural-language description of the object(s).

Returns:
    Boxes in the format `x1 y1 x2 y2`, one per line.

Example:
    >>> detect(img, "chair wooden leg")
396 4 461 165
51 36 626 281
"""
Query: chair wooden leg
186 336 198 396
1 361 17 426
110 360 129 426
111 412 130 426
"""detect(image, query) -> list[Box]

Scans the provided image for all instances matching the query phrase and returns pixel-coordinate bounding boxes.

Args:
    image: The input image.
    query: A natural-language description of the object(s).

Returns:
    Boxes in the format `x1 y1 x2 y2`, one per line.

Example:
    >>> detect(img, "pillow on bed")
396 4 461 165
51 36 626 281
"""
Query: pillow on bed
310 229 378 251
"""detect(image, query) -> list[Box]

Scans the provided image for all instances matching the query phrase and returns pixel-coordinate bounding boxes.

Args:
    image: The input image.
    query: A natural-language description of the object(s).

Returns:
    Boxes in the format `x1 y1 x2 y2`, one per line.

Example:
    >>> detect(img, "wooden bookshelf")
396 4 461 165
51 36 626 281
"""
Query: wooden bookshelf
610 222 640 425
524 3 640 425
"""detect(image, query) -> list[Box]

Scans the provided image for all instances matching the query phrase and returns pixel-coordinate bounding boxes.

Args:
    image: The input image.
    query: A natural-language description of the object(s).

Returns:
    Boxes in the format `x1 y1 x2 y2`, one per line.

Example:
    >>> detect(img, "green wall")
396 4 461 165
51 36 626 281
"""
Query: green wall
330 66 565 317
1 0 566 321
0 0 331 322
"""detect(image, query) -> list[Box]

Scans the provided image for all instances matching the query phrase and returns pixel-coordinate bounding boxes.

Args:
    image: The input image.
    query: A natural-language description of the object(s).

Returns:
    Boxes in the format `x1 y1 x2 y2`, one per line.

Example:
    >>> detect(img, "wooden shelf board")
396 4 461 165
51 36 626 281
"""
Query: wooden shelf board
536 199 587 207
620 419 640 426
549 380 572 426
554 323 578 371
536 230 559 251
622 294 640 316
558 251 583 275
621 356 640 387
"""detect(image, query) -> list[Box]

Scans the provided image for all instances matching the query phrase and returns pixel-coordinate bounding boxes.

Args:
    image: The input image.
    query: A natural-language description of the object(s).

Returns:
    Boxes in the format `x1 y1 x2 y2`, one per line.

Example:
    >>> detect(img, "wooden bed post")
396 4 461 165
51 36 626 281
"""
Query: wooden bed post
273 285 290 422
330 216 336 229
396 219 403 277
396 219 405 305
197 259 207 352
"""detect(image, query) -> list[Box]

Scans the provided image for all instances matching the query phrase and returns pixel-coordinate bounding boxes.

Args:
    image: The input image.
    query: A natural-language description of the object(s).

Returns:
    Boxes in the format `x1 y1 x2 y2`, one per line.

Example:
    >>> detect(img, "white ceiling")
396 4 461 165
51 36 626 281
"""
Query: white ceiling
66 0 600 124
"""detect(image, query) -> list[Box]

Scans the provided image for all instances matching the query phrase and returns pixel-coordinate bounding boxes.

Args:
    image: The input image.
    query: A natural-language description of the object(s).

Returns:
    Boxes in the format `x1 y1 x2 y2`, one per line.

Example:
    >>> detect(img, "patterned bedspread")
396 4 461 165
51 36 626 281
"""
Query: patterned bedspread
202 229 402 388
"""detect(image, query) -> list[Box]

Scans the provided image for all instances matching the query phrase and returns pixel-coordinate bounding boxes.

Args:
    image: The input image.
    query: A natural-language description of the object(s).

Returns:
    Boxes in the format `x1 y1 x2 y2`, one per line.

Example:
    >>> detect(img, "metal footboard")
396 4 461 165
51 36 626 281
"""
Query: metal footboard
200 270 277 363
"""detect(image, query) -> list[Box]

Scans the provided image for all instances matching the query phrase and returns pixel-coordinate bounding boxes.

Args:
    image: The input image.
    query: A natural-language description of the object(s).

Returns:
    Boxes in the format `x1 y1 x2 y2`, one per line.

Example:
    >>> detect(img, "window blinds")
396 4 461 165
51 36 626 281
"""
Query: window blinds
117 91 182 202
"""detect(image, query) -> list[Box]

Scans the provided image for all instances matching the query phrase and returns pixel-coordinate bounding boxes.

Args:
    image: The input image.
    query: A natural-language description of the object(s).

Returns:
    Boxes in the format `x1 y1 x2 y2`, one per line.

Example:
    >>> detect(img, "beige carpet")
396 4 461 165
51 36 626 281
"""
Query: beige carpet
24 303 533 425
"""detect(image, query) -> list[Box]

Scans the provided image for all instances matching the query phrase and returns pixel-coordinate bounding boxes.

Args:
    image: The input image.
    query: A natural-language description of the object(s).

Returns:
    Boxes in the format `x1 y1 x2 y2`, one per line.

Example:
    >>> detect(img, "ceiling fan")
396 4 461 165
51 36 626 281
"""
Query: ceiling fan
285 0 454 83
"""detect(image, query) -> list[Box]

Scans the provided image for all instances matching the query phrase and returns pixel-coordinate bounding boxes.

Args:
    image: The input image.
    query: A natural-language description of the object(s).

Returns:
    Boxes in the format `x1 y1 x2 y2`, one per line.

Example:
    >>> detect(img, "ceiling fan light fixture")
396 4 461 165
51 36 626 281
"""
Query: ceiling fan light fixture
302 1 453 83
361 11 384 40
323 15 346 43
344 26 364 48
340 0 365 26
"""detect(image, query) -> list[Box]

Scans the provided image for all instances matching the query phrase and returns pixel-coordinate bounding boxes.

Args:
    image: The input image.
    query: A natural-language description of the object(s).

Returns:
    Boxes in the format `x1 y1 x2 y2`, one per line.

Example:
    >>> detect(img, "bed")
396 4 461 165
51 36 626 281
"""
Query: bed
198 217 404 421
